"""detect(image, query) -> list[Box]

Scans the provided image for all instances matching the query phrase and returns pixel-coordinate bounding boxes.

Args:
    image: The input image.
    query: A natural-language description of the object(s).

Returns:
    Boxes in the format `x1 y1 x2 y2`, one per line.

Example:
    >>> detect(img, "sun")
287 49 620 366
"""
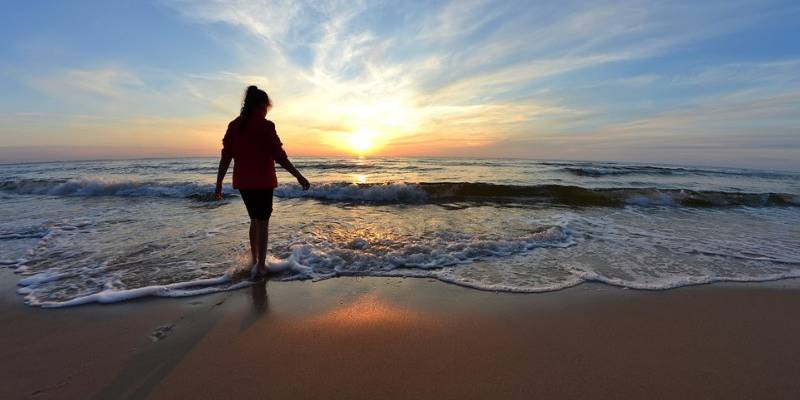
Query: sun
348 129 376 154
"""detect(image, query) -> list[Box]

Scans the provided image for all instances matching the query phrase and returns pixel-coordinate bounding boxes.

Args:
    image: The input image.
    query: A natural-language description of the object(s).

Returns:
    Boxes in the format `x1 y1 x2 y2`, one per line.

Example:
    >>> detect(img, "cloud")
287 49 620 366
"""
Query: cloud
509 87 800 170
163 2 624 152
168 1 779 116
31 66 143 97
594 89 800 144
670 59 800 87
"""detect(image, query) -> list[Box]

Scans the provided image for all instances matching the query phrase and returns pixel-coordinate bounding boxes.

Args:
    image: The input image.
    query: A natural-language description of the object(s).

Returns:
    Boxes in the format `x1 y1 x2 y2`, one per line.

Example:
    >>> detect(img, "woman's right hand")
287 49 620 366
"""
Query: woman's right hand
213 184 223 201
297 175 310 191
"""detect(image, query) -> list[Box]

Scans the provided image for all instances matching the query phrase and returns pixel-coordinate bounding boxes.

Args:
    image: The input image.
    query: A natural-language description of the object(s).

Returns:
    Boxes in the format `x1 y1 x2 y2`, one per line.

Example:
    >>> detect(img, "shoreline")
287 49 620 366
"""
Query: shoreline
12 264 800 308
2 270 800 399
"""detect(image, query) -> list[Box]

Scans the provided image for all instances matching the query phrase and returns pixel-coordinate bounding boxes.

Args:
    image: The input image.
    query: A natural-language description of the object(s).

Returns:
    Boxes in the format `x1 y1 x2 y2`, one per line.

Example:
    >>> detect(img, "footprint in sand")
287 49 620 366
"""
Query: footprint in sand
149 324 174 342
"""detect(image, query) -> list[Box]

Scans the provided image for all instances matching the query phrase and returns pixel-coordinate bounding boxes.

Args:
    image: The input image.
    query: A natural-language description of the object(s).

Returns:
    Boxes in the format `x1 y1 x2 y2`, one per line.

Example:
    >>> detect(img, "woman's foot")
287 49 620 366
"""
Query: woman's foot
249 263 264 281
249 263 268 281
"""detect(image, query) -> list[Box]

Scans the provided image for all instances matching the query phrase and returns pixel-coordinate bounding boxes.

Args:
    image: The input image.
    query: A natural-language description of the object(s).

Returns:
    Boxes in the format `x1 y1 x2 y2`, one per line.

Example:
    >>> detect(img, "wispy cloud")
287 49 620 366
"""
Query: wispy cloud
670 59 800 87
164 0 789 154
592 89 800 144
31 66 143 97
502 86 800 170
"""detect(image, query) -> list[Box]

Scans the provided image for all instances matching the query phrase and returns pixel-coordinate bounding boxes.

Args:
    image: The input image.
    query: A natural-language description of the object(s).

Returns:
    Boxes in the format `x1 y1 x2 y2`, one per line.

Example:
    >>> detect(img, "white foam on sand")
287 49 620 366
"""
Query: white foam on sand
15 254 306 308
569 269 800 291
20 272 247 308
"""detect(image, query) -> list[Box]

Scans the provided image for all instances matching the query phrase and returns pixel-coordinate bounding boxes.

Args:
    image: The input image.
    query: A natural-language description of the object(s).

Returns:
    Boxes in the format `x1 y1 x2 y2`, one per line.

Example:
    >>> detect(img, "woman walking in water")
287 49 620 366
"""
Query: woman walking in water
214 85 310 279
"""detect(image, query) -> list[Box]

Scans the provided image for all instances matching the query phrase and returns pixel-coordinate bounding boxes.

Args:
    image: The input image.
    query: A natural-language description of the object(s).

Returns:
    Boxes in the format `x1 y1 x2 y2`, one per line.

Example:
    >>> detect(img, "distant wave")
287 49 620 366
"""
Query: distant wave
172 162 383 172
291 162 443 172
2 178 798 207
563 166 682 177
560 164 799 179
293 162 379 170
170 162 443 173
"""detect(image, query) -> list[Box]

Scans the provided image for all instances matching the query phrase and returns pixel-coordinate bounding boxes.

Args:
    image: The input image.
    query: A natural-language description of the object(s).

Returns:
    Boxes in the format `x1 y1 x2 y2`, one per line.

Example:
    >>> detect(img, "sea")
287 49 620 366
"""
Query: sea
1 157 799 307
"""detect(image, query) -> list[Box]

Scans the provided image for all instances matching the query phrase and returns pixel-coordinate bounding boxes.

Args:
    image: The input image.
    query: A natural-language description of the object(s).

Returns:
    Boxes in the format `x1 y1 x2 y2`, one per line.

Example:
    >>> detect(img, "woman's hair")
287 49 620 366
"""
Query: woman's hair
239 85 271 127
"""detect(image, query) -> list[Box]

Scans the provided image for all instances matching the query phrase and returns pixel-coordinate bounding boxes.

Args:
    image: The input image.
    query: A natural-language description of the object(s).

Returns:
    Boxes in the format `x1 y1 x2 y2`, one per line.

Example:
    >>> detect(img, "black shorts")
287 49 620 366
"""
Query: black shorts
239 189 274 221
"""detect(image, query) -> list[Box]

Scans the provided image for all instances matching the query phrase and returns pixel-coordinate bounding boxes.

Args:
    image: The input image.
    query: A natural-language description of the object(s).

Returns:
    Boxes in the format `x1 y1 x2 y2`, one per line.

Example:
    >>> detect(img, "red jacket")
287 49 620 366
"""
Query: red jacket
221 116 288 189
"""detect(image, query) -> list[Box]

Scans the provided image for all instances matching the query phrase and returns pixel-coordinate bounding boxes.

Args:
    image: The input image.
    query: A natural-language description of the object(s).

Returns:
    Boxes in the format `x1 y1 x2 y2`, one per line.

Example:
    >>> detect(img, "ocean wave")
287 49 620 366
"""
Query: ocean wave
174 166 217 173
276 182 800 208
563 166 683 177
0 177 232 201
293 162 380 170
560 164 799 179
275 182 428 203
0 228 48 240
291 162 443 172
2 177 798 207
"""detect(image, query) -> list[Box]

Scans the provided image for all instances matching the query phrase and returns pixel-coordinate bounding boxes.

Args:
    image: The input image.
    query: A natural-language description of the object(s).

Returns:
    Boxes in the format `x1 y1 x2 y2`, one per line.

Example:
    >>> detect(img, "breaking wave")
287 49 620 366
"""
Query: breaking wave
2 178 798 207
0 177 230 201
276 182 799 207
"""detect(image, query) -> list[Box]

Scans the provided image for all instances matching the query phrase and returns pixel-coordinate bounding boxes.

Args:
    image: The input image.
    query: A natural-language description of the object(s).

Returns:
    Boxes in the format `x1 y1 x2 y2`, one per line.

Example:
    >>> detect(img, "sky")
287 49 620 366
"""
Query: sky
1 0 799 170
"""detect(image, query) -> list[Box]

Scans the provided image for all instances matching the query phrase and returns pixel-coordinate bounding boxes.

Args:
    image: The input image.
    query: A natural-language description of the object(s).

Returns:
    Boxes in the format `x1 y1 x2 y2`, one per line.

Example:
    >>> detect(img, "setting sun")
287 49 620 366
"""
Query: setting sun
348 129 377 154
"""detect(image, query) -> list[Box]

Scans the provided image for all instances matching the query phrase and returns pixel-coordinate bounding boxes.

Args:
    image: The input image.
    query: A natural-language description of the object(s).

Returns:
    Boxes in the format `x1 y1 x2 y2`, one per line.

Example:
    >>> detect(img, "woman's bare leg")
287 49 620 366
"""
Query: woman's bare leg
256 219 269 273
249 219 258 265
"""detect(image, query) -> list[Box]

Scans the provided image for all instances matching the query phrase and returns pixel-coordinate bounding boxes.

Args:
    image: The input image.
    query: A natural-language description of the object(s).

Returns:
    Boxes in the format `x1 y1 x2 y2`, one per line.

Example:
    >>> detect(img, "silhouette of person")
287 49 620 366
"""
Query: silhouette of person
214 85 310 279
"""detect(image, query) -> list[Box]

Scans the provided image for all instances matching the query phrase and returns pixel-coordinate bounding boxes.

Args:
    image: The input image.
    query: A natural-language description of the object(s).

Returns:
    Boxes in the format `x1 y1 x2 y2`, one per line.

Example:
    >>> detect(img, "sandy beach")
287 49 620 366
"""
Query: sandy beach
1 270 799 400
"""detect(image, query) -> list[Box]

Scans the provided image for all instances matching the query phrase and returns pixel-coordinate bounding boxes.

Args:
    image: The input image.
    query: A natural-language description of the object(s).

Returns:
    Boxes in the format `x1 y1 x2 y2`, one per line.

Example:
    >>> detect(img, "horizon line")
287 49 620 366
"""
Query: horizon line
1 150 798 174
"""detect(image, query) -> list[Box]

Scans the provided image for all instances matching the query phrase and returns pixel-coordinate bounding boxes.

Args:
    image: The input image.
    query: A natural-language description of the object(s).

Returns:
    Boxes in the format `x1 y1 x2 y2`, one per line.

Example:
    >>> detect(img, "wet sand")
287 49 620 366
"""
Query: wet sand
1 270 799 399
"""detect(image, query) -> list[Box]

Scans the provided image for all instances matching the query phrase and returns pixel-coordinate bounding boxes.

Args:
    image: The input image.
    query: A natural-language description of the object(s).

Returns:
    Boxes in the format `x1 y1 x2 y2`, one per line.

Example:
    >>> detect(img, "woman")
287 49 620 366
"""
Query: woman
214 85 310 278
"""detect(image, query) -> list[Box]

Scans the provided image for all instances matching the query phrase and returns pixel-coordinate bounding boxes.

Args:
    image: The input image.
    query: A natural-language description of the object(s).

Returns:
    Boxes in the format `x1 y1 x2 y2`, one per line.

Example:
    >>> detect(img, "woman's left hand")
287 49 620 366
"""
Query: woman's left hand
213 184 223 201
297 175 310 191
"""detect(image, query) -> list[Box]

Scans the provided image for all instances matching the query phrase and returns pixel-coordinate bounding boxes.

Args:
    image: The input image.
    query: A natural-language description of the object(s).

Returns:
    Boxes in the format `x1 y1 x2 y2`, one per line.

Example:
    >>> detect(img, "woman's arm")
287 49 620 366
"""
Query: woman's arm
268 122 310 190
277 158 310 190
214 154 232 200
214 125 234 201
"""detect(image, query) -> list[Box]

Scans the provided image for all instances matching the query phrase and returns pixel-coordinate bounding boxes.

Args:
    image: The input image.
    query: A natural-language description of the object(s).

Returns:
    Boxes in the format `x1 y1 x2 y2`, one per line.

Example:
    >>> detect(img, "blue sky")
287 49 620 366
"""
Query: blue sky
1 0 799 169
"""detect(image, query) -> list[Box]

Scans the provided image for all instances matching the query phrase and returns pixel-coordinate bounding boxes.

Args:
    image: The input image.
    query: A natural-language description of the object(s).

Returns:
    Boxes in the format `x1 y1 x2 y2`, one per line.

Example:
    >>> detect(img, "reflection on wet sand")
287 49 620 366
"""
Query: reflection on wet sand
240 280 269 332
295 293 432 328
251 280 268 314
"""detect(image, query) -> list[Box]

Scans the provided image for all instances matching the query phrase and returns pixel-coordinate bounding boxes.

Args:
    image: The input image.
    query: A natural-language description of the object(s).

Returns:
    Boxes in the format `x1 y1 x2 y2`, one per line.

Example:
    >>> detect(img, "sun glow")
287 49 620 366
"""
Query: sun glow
348 128 377 154
310 96 421 156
